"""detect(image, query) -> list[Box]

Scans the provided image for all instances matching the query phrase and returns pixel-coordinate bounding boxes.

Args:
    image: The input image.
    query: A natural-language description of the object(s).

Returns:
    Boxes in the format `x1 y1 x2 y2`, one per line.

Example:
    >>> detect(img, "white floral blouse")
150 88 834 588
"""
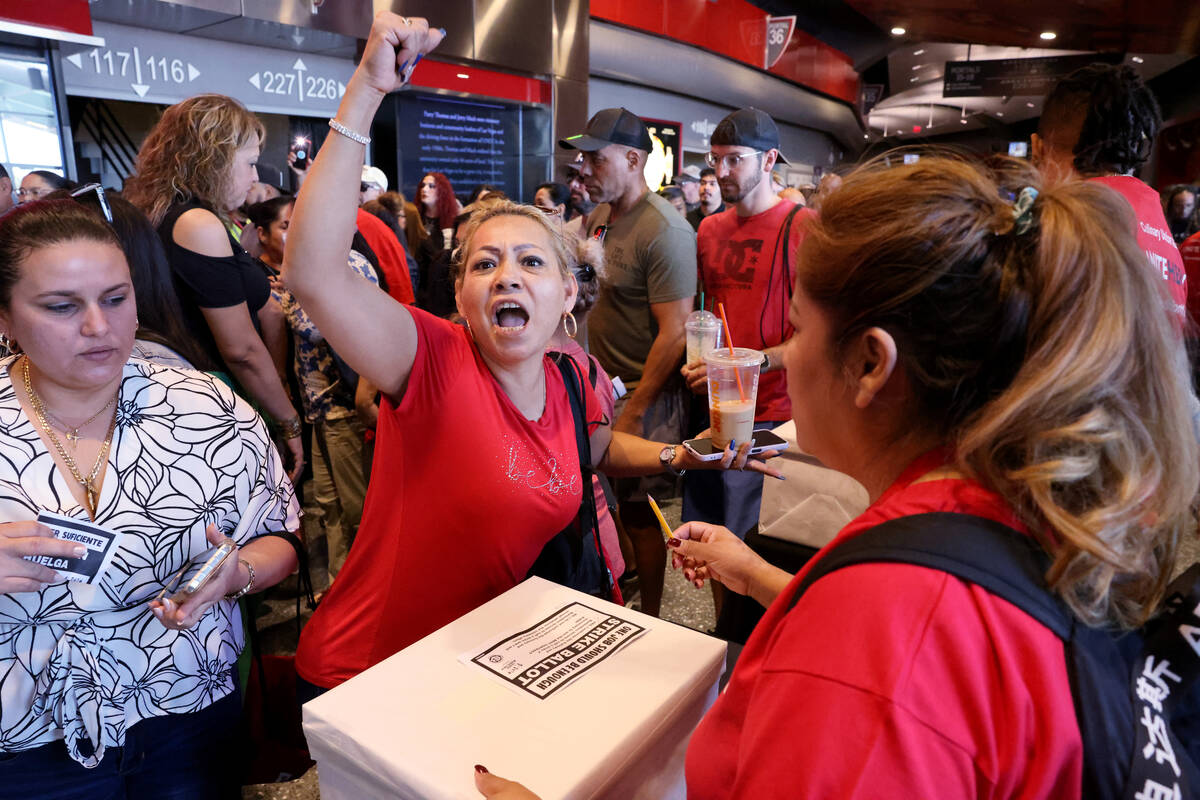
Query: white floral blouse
0 356 299 767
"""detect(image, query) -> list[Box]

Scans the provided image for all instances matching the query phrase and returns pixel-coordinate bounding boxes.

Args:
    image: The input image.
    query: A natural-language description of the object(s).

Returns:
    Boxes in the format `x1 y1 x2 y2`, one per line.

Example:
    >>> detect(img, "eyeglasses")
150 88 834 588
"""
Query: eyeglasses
16 186 50 199
69 183 113 224
704 151 762 170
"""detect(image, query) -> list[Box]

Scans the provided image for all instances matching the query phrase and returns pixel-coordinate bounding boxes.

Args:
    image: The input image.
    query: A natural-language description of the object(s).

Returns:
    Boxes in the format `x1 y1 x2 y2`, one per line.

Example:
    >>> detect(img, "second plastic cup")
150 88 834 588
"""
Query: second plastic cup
685 310 722 366
704 347 762 450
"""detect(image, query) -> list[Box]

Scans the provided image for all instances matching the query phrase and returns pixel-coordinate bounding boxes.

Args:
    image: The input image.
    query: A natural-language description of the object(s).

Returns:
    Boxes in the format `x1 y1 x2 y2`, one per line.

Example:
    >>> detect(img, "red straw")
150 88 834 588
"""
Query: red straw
717 302 746 403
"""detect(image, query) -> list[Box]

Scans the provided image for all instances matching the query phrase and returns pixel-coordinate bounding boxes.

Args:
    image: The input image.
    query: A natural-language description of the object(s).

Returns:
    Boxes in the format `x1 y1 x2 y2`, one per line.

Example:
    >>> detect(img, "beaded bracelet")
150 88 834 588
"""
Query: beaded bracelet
328 117 370 145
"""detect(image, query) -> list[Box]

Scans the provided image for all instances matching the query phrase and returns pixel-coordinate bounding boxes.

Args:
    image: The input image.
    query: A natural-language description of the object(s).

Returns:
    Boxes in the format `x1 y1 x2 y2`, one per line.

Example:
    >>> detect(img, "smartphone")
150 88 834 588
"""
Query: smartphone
156 538 236 604
683 430 790 462
290 137 309 170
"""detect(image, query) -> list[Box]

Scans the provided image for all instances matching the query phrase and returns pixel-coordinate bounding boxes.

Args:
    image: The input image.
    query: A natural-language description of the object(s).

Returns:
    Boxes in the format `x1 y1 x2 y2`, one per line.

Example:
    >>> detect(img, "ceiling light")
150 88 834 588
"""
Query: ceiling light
913 49 925 56
864 133 869 139
891 26 906 36
456 72 469 79
1132 56 1144 63
996 111 1004 117
1026 102 1035 107
911 64 923 70
1039 31 1057 40
909 76 919 82
960 118 968 124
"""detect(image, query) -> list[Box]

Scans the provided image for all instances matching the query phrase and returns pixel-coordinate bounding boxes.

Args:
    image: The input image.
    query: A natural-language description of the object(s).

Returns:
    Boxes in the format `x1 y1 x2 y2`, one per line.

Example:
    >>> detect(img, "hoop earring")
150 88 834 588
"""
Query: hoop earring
562 312 578 340
0 333 18 355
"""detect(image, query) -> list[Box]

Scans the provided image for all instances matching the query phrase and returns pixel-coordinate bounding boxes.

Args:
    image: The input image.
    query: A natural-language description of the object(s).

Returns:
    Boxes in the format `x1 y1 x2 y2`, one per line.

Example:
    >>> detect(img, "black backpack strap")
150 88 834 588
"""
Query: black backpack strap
785 512 1071 639
784 511 1200 800
243 529 314 701
779 204 804 303
550 352 593 479
548 352 611 595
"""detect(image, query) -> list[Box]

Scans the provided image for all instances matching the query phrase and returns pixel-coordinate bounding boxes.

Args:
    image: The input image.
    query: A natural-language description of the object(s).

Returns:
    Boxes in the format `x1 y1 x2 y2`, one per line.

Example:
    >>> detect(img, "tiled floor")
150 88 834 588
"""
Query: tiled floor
242 496 716 799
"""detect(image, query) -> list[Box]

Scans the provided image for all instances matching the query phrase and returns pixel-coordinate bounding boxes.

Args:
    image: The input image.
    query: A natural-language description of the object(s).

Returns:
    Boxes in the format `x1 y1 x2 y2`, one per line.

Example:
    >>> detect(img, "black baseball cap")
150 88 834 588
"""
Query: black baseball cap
559 107 653 153
711 107 790 164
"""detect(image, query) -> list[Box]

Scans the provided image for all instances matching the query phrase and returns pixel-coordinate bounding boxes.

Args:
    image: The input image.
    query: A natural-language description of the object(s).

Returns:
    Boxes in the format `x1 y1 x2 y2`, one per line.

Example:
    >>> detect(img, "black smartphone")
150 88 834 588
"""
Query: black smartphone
683 430 789 461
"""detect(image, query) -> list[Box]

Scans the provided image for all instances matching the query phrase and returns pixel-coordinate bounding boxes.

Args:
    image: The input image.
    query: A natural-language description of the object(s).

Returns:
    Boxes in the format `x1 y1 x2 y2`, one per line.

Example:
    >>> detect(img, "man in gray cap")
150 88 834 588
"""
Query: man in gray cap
560 107 697 617
675 165 702 213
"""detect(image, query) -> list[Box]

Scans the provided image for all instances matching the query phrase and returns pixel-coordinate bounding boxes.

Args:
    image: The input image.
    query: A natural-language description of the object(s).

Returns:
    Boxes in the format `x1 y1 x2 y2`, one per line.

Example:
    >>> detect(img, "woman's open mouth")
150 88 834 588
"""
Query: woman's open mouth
492 301 530 334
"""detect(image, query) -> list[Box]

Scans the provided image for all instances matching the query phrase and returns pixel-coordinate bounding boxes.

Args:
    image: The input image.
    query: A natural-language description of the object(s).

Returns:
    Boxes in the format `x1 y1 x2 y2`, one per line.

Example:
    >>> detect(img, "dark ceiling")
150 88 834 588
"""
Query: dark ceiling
750 1 1200 65
845 1 1200 55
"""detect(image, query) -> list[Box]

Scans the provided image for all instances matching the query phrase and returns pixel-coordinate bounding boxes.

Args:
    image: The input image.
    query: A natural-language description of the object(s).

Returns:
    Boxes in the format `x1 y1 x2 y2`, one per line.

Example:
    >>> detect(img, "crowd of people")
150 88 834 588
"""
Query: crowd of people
0 8 1197 798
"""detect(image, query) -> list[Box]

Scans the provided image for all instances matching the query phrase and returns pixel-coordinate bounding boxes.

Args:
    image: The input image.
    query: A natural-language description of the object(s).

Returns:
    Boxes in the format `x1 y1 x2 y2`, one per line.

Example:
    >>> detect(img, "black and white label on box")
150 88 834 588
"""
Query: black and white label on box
462 602 647 700
27 511 124 585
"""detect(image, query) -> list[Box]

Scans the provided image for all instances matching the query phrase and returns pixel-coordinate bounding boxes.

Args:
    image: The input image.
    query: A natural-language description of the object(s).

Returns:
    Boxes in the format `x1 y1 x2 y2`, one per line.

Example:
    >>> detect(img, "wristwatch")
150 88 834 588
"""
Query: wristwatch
660 444 686 476
760 352 771 372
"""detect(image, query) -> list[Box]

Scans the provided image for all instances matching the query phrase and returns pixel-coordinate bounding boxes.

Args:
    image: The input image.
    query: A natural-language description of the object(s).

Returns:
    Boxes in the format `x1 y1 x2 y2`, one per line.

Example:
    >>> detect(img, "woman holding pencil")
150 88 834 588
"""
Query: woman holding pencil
474 157 1199 797
283 13 777 700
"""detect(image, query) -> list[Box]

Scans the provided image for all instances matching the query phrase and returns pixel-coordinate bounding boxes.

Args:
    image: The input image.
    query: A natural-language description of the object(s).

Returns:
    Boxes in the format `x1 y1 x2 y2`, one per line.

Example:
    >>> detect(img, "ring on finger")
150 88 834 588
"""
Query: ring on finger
399 16 411 25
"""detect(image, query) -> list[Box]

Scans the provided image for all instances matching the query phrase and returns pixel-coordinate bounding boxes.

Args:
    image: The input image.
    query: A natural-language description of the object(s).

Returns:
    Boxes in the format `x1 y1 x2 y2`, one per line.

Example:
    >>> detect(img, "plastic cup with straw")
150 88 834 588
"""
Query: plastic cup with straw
704 303 763 449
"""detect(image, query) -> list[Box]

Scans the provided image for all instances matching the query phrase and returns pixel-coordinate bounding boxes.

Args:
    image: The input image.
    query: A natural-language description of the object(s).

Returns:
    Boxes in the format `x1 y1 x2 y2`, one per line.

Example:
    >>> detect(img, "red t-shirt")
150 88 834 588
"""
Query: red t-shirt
1090 176 1187 324
697 200 811 421
356 208 415 305
1180 230 1200 329
685 450 1082 799
295 308 603 688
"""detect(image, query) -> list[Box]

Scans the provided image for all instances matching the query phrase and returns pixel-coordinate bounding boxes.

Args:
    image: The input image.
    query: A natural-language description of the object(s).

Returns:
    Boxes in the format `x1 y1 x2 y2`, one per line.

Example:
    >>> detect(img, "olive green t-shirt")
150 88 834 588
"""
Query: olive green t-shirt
585 191 697 389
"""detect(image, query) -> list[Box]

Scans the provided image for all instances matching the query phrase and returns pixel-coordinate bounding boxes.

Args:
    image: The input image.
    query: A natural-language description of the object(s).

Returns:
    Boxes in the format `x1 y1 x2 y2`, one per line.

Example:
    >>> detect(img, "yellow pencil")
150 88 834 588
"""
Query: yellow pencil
647 494 675 542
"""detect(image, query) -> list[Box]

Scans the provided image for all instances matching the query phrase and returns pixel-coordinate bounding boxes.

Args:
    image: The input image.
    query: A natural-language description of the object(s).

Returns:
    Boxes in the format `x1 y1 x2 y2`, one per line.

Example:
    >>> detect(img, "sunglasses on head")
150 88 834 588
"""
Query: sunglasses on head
69 183 113 224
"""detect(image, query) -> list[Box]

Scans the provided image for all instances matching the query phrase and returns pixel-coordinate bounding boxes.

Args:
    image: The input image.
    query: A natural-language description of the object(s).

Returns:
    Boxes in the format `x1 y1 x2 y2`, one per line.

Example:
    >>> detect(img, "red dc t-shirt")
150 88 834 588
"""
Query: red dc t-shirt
685 450 1082 799
1180 230 1200 329
357 208 415 305
295 308 603 688
697 200 811 421
1091 176 1187 325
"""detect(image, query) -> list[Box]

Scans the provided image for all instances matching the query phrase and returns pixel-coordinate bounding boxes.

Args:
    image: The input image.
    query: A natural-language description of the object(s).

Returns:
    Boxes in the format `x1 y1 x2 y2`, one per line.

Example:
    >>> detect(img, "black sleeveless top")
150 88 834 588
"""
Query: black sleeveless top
158 200 270 374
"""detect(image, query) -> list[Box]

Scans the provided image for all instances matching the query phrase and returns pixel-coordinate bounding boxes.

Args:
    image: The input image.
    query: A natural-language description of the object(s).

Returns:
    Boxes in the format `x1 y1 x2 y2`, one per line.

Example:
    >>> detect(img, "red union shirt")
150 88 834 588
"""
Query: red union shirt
697 200 812 421
1091 176 1187 325
295 308 603 688
1180 231 1200 328
356 208 415 305
685 450 1082 799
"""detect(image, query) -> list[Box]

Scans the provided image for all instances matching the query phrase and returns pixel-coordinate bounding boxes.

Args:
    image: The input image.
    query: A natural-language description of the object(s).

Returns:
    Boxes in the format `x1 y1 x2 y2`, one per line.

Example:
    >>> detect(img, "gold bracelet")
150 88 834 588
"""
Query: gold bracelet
280 416 303 439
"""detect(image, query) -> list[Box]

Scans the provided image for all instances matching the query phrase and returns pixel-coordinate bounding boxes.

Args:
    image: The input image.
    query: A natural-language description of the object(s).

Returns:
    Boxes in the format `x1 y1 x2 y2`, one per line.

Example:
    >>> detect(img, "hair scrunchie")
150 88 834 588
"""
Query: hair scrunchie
1012 186 1040 235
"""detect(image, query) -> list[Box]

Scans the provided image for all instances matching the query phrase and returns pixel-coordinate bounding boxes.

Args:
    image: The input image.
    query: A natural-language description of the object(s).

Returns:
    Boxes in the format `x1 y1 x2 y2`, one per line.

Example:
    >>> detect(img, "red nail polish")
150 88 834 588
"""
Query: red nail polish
666 538 680 548
475 764 489 774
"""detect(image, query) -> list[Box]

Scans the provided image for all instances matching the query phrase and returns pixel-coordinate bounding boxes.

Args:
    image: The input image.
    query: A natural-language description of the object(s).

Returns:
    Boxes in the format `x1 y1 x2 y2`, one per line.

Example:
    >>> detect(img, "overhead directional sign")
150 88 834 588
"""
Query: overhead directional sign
942 53 1114 98
62 22 355 117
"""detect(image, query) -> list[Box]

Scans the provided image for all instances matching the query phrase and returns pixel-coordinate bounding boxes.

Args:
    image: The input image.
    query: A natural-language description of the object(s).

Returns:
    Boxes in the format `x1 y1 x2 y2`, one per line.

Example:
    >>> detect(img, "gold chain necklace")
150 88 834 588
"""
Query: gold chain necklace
23 357 118 519
40 393 117 449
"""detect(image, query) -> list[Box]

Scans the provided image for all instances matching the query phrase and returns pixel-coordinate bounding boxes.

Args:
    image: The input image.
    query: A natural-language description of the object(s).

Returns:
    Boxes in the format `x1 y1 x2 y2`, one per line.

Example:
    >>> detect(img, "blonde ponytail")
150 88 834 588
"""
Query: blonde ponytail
801 153 1199 629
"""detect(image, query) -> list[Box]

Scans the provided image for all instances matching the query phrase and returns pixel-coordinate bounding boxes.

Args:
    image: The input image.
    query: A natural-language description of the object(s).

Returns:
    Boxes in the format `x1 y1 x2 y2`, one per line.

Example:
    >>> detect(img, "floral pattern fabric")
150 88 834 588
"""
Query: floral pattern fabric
272 251 379 423
0 356 299 767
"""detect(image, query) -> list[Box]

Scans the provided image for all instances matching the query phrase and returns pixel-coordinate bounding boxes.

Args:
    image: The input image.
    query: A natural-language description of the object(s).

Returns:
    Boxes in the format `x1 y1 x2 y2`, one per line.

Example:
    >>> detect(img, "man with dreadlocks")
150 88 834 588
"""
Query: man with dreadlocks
1032 62 1187 327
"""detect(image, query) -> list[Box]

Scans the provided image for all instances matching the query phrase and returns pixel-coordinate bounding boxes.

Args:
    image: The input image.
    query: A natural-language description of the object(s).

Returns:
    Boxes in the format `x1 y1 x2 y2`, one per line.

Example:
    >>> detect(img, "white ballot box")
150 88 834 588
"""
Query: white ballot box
303 577 727 800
